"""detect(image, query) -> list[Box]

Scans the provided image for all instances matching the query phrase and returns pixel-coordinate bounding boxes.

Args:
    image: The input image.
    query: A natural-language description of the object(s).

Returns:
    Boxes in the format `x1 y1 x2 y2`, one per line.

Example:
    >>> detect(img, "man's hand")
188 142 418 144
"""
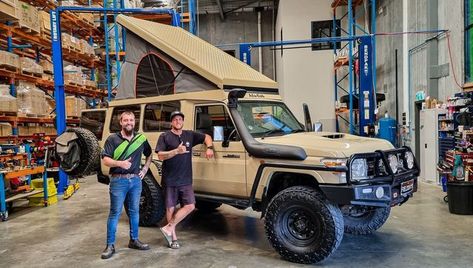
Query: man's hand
176 142 188 154
120 158 132 170
205 148 214 160
139 166 148 179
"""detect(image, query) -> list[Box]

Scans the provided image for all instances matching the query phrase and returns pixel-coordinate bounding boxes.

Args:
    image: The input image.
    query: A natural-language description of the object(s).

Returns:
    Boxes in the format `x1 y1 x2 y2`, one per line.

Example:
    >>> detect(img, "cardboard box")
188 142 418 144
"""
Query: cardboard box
0 85 17 113
0 0 19 22
39 10 50 36
66 96 87 117
0 50 20 70
19 57 43 75
16 1 40 34
0 123 13 136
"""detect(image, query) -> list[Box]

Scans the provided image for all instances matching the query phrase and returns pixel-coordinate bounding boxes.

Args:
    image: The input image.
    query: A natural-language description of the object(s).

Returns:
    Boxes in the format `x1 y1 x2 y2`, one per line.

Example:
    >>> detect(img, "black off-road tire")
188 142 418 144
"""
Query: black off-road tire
57 127 100 177
195 200 222 212
342 206 391 235
264 186 344 264
125 174 165 227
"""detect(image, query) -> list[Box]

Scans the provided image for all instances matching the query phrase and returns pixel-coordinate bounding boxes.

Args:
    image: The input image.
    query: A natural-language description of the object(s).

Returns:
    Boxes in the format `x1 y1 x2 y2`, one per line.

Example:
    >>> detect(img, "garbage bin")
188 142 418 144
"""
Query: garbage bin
447 181 473 215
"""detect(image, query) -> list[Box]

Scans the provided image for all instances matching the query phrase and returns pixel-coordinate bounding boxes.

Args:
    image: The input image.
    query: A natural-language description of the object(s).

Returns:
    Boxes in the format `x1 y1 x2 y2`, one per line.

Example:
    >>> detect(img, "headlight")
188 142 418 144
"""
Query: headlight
388 154 399 173
405 151 415 169
321 158 347 167
351 158 368 180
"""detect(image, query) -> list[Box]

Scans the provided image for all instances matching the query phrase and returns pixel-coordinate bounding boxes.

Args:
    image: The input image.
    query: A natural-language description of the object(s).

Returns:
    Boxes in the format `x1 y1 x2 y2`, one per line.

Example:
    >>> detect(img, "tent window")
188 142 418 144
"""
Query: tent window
136 53 175 97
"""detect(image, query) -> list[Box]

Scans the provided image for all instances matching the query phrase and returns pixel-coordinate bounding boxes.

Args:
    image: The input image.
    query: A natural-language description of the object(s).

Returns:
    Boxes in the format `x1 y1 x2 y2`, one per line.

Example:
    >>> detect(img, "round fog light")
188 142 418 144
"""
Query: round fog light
375 187 385 199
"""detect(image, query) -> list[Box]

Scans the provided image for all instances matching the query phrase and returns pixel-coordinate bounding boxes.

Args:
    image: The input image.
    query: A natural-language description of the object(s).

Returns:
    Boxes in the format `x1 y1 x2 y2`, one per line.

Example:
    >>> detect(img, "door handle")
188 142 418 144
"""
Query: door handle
222 154 240 158
193 152 201 157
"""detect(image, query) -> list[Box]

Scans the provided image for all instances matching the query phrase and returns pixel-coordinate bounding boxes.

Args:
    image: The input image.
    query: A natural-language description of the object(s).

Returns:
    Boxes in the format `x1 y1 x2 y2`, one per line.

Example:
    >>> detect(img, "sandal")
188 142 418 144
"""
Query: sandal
159 227 173 247
170 240 180 249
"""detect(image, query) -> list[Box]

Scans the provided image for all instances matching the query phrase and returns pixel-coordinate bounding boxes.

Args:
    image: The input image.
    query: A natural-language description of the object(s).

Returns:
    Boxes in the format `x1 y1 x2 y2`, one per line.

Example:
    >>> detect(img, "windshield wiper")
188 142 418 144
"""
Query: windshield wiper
260 128 284 139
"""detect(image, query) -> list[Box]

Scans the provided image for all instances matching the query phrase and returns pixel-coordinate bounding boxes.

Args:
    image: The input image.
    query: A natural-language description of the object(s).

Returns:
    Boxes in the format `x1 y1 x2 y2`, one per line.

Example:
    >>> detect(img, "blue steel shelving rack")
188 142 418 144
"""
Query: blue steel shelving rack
332 0 377 135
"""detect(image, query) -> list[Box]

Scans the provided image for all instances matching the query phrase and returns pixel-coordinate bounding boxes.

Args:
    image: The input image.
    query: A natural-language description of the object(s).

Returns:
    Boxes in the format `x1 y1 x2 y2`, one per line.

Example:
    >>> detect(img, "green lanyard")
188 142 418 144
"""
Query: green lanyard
112 134 147 160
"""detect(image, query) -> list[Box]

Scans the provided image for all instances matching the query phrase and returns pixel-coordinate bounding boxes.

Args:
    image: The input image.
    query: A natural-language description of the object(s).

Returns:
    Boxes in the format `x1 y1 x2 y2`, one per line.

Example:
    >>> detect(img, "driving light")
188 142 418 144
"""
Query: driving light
388 154 399 173
405 151 415 169
351 158 368 180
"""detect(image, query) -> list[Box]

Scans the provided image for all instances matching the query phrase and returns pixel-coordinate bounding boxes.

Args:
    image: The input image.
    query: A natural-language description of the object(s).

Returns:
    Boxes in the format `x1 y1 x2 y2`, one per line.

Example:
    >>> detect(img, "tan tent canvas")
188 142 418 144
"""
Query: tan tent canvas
115 15 278 99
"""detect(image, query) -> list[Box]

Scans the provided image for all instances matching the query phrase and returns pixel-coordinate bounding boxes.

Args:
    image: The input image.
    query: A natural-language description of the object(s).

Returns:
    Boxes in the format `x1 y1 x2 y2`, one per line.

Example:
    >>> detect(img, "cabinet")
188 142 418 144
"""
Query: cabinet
420 109 447 183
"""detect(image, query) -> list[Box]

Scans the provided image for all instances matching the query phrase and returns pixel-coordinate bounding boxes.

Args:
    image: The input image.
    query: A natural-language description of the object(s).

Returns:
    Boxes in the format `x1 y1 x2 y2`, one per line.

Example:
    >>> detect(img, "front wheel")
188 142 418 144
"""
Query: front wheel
341 205 391 235
264 186 344 264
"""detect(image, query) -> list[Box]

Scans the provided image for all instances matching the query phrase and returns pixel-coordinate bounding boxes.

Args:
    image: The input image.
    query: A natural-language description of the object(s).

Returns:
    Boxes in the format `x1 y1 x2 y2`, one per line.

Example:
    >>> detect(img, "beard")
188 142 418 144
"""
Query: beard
123 125 134 136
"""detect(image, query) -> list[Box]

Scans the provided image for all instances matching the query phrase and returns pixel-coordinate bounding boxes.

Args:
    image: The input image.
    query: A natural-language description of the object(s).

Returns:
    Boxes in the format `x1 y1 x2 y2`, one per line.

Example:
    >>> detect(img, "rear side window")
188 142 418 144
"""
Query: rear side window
80 110 106 140
110 105 141 132
144 101 180 132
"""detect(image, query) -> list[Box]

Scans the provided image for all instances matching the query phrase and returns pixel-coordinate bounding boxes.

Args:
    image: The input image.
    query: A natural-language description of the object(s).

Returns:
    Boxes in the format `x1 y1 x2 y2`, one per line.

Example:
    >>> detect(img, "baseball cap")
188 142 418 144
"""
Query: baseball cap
170 110 185 120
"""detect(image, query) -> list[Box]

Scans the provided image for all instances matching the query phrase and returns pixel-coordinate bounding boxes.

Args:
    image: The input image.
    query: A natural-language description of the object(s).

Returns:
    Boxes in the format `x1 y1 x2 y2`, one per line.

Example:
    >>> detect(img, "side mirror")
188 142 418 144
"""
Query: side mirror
303 103 313 132
222 128 238 148
213 126 224 142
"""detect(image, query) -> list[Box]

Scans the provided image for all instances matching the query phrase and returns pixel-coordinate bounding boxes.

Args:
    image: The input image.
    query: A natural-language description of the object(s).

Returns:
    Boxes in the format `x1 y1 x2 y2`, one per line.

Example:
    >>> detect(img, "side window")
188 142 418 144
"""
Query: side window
80 110 106 140
110 105 141 132
195 105 238 141
144 101 180 132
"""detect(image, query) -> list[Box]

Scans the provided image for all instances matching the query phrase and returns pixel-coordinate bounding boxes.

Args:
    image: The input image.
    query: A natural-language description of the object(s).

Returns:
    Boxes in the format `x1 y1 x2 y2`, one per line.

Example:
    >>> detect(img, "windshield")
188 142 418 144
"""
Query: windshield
237 101 304 138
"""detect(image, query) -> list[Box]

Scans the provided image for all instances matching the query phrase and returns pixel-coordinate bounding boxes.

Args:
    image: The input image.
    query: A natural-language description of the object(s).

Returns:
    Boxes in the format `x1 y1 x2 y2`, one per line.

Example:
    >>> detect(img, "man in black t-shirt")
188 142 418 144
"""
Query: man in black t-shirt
100 111 153 259
156 111 214 249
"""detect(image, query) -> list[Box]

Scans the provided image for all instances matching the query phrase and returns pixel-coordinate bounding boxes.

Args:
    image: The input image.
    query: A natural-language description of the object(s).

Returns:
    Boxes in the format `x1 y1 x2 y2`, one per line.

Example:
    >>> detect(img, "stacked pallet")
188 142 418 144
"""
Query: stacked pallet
39 11 51 41
0 85 18 114
0 51 20 72
0 0 19 22
66 96 87 118
15 1 40 35
16 81 47 116
0 123 13 136
19 57 43 77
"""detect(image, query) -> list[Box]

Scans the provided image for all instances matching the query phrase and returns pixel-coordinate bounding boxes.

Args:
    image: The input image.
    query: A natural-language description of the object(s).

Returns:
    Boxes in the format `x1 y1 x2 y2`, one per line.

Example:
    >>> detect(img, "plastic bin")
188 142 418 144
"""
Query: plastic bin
30 178 57 197
447 181 473 215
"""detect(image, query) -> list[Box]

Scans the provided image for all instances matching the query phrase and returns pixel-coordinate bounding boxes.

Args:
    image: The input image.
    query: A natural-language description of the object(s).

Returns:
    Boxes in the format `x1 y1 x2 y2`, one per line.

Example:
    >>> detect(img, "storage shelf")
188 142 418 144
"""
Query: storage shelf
5 189 43 203
0 24 102 69
0 69 105 98
0 115 79 124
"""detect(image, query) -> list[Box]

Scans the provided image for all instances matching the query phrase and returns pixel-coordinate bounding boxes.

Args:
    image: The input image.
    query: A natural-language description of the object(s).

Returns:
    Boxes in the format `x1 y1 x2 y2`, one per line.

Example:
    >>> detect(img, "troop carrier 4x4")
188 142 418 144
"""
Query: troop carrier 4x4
57 88 419 264
55 15 419 264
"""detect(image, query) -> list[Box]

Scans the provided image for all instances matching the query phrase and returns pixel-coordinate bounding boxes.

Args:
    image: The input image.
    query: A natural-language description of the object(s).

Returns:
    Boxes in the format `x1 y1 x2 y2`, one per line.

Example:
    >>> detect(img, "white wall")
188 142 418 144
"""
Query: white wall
276 0 336 131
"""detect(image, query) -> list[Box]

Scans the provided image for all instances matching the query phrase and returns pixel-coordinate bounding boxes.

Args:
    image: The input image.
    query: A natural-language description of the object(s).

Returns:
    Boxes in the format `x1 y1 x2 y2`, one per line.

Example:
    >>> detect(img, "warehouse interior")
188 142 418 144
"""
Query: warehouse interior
1 0 473 267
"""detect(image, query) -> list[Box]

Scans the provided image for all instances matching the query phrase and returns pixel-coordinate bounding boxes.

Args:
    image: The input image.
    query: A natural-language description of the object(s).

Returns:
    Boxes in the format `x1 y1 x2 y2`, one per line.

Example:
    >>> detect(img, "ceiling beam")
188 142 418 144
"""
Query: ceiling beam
215 0 225 20
224 0 262 15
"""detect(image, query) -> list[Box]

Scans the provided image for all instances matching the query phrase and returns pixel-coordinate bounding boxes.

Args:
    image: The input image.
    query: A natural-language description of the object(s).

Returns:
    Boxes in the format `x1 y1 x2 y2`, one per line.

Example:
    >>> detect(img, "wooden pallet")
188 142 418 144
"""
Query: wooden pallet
21 70 42 78
68 81 84 87
17 113 48 118
0 111 18 117
11 21 40 36
0 65 19 73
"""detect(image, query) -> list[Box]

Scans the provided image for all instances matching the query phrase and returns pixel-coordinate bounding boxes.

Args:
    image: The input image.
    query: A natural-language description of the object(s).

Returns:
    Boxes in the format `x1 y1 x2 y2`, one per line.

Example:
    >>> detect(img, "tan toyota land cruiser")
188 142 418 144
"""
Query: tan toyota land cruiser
56 88 419 264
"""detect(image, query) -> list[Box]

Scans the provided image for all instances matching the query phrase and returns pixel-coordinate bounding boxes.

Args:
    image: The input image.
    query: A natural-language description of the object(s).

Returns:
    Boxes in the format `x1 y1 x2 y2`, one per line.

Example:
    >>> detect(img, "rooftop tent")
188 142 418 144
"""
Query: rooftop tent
115 15 278 99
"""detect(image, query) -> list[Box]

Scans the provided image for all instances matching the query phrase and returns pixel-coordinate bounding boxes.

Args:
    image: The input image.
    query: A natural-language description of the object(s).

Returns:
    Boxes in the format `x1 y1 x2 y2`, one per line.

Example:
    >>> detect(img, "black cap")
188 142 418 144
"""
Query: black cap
170 111 185 120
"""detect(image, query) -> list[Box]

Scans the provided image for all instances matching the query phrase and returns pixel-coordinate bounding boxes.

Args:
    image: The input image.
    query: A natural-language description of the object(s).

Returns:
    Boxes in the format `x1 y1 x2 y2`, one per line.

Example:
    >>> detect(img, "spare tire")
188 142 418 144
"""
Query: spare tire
55 127 100 177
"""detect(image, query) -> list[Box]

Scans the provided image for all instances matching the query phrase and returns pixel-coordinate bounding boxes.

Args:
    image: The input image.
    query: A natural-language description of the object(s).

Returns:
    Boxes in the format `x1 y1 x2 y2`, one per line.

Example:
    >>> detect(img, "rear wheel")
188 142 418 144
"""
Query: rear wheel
264 186 344 264
341 205 391 235
125 174 165 226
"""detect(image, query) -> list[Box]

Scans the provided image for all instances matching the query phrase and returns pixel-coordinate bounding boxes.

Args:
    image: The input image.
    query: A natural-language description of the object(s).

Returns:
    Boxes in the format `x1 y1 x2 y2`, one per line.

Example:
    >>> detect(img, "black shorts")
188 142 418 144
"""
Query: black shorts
165 184 195 208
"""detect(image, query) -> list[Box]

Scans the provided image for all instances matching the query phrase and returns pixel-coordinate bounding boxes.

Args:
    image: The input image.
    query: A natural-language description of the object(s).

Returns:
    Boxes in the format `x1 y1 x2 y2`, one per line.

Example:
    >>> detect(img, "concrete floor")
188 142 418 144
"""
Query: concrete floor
1 178 473 268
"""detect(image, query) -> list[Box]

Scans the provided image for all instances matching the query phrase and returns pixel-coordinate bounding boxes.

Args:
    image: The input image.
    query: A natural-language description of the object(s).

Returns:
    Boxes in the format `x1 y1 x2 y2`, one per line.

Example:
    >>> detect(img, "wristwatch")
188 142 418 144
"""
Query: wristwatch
207 145 214 150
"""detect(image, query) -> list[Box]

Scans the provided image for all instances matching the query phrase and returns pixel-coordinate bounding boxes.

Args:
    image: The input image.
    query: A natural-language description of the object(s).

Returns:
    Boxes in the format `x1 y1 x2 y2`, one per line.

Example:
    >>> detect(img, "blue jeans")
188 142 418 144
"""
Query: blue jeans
106 177 142 245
